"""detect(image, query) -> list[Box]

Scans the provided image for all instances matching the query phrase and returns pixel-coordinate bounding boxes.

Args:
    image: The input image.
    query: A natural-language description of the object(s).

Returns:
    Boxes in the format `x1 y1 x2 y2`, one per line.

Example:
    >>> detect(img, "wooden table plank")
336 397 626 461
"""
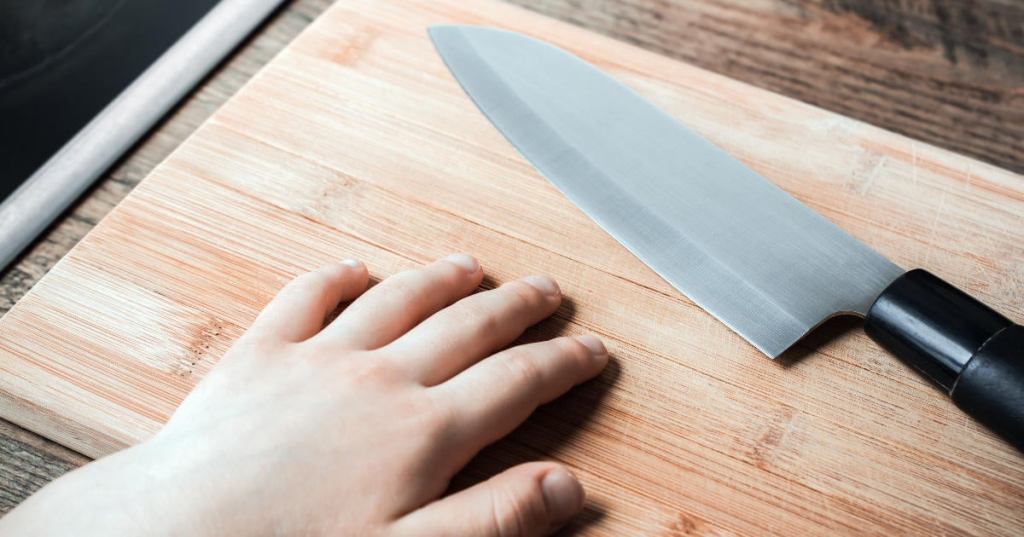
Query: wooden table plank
1 0 1021 524
0 420 88 513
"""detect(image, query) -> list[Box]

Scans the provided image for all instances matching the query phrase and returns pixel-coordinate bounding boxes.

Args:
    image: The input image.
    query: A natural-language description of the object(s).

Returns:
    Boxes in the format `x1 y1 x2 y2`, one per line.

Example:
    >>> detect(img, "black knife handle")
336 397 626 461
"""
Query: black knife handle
865 269 1023 451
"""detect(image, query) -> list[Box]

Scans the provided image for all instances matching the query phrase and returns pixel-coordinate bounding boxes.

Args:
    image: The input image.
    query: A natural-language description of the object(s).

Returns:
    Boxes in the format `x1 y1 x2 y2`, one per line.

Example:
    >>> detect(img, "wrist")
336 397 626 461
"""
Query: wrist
0 439 226 536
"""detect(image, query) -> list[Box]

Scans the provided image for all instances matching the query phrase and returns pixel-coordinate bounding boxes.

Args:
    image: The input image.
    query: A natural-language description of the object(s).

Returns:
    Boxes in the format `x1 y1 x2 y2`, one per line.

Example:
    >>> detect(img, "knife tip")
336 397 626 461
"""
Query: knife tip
428 24 517 42
427 24 468 38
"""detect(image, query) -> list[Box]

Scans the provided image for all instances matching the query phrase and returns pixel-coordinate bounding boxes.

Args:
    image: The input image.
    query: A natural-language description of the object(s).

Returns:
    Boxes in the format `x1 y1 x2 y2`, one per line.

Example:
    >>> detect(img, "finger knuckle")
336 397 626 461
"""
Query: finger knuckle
502 353 544 388
385 263 463 302
460 302 502 339
419 398 455 441
380 272 418 300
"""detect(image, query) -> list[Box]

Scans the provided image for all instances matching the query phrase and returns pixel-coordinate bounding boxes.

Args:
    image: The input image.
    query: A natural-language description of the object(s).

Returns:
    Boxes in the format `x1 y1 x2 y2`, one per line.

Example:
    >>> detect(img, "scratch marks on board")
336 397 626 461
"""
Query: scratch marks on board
849 150 888 195
749 405 796 471
175 318 225 377
921 162 975 267
305 169 358 221
327 27 379 66
860 154 886 195
921 182 950 266
662 510 716 537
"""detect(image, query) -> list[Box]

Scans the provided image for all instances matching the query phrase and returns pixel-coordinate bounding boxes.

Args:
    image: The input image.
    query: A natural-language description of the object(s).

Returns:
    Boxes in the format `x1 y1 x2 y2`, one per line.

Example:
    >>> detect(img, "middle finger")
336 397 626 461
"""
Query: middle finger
383 275 561 385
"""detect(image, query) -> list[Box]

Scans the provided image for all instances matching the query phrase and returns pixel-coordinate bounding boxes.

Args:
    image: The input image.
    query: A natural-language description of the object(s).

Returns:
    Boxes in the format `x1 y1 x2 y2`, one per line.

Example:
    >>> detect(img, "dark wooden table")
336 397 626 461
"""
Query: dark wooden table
2 0 1022 516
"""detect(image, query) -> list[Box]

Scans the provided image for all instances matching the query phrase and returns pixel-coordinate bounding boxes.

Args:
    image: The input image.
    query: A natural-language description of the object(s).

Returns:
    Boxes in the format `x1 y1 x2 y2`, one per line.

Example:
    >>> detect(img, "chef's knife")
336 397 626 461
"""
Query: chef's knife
429 25 1023 450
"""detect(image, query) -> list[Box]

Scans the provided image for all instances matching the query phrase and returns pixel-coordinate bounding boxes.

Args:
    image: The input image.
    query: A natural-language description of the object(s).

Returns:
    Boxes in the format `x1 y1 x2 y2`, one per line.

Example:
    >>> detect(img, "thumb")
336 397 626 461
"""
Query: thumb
392 462 585 537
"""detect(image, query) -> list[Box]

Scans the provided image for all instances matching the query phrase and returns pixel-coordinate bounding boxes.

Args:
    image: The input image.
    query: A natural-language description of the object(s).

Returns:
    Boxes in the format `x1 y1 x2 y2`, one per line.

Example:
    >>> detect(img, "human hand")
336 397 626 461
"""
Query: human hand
0 254 607 536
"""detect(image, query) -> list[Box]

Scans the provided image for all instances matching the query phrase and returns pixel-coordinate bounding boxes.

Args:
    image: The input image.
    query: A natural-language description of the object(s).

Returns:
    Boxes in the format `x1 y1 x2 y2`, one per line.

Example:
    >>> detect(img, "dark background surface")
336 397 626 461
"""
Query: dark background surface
1 0 1022 517
0 0 218 198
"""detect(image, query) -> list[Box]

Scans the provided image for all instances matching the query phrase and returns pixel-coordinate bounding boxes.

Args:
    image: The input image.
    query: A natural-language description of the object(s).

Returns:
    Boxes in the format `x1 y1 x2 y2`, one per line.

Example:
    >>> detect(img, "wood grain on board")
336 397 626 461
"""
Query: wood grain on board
0 0 1022 533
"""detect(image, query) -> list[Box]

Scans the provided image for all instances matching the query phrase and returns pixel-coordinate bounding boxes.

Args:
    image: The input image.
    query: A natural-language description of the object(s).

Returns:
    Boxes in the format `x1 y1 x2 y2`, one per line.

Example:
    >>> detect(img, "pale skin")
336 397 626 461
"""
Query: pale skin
0 254 607 536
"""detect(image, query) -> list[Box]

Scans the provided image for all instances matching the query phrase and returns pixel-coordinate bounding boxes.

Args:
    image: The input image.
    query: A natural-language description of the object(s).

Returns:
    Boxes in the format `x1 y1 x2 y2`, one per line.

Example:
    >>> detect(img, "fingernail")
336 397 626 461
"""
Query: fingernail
541 468 584 526
522 274 560 297
445 253 479 273
341 259 363 268
575 334 607 359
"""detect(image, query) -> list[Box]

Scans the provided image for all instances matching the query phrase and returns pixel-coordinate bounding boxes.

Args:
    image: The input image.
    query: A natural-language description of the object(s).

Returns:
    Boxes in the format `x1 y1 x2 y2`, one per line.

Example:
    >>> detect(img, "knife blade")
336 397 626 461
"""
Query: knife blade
430 25 1023 450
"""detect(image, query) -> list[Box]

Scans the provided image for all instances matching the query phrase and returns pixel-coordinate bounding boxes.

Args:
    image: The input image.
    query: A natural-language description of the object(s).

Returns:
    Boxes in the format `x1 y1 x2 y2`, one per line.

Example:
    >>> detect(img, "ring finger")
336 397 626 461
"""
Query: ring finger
431 335 608 462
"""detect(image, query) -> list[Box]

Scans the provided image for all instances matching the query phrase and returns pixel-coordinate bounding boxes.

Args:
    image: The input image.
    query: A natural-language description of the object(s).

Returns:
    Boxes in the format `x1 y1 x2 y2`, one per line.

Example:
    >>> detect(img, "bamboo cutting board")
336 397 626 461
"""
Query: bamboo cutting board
1 0 1022 533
